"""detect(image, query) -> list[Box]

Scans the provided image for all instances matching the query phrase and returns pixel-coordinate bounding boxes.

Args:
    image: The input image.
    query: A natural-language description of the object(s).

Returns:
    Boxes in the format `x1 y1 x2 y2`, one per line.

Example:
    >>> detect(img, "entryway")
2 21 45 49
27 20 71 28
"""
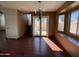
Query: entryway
33 16 49 36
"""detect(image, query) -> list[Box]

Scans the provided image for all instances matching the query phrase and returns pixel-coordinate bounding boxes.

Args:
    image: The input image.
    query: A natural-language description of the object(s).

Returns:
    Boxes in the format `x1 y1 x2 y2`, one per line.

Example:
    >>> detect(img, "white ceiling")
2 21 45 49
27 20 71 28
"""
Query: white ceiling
0 1 66 12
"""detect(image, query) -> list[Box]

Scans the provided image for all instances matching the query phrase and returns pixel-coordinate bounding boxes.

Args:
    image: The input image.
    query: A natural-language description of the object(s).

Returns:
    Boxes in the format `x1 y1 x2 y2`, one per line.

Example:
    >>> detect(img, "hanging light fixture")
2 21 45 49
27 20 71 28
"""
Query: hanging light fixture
35 1 42 20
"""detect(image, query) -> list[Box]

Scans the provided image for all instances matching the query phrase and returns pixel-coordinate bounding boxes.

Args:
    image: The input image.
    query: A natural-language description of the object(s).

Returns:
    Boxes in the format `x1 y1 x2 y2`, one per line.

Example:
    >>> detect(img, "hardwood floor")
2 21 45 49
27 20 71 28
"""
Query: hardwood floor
0 31 70 57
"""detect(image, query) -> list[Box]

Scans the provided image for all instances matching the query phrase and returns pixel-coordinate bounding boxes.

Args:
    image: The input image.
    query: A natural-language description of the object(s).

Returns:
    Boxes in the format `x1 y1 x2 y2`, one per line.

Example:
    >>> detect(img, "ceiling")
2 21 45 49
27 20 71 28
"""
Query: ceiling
0 1 66 12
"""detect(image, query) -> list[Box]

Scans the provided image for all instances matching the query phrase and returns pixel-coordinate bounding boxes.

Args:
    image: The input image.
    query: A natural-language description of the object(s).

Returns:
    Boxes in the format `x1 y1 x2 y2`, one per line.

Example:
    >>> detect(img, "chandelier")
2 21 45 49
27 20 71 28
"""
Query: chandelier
35 1 42 20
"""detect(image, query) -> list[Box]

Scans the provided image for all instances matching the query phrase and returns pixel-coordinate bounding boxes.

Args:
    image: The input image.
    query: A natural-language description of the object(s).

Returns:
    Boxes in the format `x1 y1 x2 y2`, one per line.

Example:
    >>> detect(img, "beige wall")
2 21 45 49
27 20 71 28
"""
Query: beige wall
17 11 27 38
55 33 79 56
43 12 56 36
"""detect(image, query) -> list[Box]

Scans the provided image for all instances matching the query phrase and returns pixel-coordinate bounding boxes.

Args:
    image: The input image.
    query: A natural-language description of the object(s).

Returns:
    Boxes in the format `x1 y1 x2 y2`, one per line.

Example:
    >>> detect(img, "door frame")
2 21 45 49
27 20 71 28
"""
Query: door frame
32 16 49 37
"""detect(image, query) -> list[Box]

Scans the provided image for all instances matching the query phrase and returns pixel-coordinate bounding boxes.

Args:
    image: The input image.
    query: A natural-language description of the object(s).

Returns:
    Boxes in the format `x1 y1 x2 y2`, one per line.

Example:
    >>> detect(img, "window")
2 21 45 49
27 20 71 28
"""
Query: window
69 10 79 34
27 14 31 25
0 13 5 30
23 14 31 26
58 14 65 32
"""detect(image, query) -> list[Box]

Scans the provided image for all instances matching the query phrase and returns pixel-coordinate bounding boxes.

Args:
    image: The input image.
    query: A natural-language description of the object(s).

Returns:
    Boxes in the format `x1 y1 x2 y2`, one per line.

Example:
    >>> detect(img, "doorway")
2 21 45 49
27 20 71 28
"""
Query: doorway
0 13 5 31
0 11 6 40
33 16 49 36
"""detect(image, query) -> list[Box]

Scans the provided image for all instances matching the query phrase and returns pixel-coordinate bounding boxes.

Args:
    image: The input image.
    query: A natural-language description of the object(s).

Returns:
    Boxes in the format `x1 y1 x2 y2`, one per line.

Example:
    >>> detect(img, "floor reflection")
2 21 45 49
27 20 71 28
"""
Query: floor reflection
33 37 67 57
33 37 47 56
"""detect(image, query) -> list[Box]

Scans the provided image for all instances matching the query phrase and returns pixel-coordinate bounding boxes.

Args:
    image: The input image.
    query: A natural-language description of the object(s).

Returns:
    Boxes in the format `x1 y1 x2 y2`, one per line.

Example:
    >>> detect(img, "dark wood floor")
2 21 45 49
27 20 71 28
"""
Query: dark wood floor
0 31 70 57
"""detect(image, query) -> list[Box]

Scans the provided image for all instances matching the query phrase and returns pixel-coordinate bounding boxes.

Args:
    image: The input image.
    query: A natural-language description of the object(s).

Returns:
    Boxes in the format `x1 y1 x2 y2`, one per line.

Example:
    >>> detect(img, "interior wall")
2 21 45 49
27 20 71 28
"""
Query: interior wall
32 12 56 37
4 9 18 39
55 2 79 56
3 9 28 39
17 11 27 38
55 33 79 57
55 11 79 56
43 12 56 36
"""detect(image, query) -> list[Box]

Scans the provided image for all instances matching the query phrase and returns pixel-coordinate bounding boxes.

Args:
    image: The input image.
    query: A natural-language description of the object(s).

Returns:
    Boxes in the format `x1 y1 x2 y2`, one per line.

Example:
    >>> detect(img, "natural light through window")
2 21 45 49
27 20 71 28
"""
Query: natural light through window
43 37 63 51
70 10 79 34
58 15 65 32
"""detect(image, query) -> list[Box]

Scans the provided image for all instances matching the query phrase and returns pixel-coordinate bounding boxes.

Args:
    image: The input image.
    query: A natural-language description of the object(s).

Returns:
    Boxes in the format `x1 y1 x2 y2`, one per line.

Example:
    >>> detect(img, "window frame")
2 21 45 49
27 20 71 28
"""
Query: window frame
57 13 65 33
57 5 79 40
69 10 79 35
65 6 79 40
69 8 79 37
